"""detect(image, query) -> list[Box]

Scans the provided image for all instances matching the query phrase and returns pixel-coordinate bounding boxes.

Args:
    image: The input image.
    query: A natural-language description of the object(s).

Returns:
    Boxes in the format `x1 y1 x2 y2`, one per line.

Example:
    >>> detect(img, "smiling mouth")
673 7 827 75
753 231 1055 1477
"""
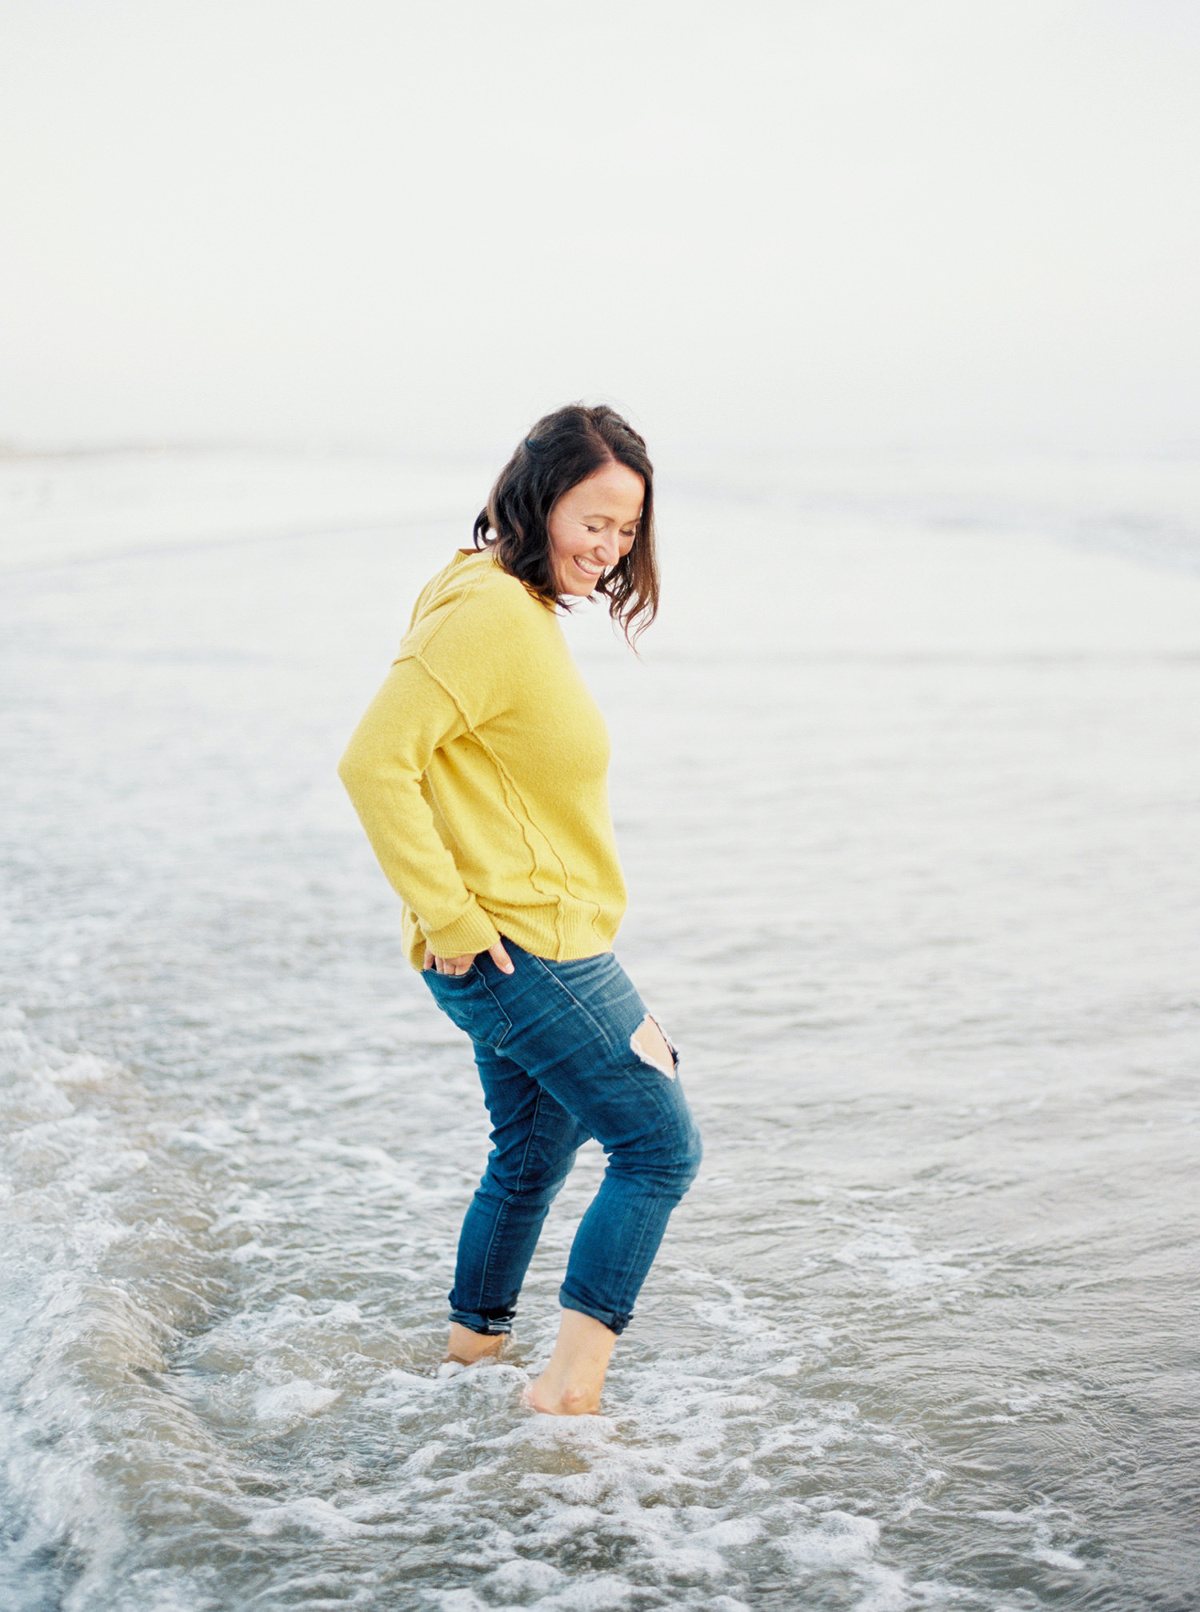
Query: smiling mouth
574 557 604 578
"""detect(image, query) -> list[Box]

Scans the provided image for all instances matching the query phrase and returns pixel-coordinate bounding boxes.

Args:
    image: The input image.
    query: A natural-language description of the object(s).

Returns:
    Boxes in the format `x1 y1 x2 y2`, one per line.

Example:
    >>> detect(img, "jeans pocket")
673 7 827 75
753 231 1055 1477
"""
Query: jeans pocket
423 968 512 1050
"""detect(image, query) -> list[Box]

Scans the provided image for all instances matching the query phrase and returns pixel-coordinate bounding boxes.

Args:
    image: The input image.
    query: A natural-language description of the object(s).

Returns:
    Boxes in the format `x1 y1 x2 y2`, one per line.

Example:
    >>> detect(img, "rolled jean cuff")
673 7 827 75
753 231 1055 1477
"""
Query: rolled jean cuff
559 1285 628 1337
448 1307 513 1336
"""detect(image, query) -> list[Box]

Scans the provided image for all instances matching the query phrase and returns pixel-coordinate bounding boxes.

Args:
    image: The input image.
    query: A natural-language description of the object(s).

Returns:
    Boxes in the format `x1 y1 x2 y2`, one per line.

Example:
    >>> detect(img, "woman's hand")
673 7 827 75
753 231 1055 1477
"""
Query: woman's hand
424 939 514 977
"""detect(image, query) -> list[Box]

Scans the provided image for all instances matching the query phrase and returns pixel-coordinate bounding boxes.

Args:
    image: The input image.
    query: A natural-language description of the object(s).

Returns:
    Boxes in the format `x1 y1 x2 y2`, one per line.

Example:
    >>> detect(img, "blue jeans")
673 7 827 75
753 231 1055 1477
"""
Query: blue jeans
423 941 702 1337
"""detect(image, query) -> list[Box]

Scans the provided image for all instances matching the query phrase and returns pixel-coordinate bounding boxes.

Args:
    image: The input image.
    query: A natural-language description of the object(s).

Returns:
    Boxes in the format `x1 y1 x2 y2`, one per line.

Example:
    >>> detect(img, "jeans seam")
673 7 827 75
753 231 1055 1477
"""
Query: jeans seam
470 1086 553 1316
516 1085 555 1194
473 1193 513 1318
478 977 513 1049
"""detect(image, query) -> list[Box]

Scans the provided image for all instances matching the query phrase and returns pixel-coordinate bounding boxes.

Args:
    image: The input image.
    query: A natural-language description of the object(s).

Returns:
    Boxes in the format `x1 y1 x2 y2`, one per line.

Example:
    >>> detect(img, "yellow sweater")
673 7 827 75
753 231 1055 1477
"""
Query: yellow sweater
338 548 627 971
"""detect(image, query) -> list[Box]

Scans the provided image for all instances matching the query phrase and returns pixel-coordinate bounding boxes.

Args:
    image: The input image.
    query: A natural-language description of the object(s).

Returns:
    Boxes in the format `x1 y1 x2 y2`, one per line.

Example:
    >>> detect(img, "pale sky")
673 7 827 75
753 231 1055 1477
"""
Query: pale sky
1 0 1198 459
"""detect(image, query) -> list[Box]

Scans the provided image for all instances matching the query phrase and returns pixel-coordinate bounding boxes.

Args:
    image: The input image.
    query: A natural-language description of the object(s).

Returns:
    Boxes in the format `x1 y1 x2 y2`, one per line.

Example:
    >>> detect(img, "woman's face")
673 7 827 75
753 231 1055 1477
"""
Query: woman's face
547 461 645 598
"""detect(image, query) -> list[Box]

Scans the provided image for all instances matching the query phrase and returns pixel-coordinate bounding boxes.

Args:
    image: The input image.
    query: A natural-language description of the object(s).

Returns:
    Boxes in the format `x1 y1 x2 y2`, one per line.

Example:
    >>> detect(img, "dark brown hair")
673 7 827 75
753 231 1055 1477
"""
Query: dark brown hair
473 403 658 642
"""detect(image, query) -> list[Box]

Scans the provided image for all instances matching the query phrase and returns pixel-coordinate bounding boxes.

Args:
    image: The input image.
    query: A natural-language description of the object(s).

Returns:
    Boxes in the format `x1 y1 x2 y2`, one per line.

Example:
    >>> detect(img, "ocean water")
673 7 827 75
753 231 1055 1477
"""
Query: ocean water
1 449 1199 1611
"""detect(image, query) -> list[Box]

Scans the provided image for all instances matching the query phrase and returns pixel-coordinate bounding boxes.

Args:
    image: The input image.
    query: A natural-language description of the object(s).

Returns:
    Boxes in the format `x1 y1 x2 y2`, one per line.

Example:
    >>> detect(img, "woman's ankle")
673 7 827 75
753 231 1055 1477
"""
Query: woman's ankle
522 1309 617 1414
444 1321 506 1364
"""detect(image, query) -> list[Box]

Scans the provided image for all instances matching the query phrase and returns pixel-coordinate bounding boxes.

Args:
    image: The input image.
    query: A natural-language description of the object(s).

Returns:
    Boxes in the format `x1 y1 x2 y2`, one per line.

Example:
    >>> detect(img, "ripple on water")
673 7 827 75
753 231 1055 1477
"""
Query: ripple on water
3 492 1200 1609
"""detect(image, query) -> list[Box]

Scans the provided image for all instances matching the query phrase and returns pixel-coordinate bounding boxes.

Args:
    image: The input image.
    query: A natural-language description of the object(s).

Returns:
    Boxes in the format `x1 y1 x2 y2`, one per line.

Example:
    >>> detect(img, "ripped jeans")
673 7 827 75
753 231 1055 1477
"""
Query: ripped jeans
423 940 702 1337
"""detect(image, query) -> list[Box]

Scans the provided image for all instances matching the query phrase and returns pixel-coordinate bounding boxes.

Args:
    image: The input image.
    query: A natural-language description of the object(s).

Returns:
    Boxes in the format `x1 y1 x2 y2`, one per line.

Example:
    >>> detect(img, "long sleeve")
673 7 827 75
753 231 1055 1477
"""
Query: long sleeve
337 654 503 959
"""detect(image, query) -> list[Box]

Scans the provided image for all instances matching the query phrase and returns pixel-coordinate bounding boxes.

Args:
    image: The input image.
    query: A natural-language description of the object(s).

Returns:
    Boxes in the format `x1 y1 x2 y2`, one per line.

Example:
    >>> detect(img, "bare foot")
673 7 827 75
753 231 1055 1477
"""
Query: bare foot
520 1381 602 1415
522 1309 617 1415
443 1322 506 1366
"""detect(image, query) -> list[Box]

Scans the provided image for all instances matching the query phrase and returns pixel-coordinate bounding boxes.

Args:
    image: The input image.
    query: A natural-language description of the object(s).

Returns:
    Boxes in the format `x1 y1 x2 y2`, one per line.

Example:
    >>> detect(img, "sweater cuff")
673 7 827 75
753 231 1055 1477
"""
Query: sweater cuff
420 906 502 960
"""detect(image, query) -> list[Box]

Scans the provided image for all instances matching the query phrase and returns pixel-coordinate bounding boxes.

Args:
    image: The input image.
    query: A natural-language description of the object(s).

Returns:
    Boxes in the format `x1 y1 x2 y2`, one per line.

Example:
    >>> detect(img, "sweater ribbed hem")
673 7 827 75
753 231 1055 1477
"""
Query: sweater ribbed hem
419 906 503 960
407 901 617 971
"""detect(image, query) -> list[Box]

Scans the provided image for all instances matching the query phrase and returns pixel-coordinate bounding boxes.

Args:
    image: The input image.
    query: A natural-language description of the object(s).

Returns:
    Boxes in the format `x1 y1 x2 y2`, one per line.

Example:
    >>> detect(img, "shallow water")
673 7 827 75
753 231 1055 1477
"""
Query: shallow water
2 454 1199 1610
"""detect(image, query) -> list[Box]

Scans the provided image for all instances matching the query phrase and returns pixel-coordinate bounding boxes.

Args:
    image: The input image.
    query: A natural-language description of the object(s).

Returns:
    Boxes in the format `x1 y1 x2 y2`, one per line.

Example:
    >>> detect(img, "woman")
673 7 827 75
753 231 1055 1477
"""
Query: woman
338 404 702 1415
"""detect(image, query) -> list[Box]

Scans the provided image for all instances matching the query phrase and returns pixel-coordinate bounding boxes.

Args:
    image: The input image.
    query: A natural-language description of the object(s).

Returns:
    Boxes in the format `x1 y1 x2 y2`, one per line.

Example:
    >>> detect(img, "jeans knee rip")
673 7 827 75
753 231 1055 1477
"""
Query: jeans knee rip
630 1015 677 1080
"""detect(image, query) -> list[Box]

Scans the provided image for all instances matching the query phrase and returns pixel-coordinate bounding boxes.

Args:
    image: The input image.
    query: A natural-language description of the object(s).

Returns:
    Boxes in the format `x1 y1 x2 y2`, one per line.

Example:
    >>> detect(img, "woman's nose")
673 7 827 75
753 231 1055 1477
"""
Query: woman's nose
594 530 620 564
